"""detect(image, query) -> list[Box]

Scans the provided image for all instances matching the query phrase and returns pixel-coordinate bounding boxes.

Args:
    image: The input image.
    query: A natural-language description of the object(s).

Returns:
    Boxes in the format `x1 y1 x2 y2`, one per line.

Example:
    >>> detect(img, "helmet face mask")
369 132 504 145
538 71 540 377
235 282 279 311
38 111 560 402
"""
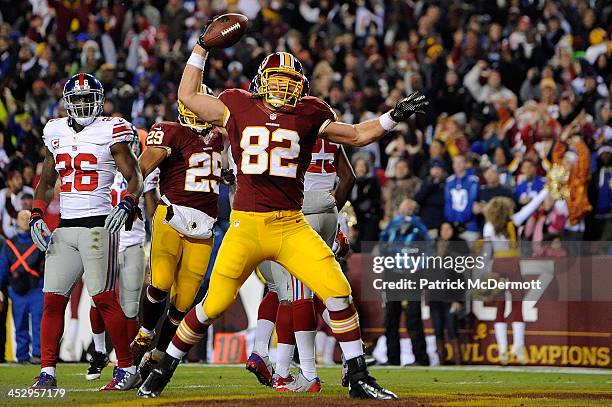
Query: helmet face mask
63 73 104 126
253 52 308 109
178 84 214 133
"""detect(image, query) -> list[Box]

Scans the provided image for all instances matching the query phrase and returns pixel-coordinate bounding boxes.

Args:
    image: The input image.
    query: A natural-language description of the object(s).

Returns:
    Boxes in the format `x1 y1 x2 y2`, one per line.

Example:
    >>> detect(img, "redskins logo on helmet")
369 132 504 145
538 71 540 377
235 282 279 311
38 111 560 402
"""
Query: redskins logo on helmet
178 84 214 133
251 52 309 108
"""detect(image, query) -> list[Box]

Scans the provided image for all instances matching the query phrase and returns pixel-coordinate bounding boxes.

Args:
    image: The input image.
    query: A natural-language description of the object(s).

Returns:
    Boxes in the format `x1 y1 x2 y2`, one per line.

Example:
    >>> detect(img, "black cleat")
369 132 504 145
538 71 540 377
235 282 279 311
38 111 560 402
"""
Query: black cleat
138 351 161 383
86 351 109 381
138 354 179 398
347 355 398 400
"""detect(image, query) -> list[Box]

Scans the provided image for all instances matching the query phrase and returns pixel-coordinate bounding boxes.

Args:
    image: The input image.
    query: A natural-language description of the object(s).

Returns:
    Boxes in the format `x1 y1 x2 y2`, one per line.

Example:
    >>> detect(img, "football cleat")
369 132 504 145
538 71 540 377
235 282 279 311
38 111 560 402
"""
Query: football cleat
31 373 57 389
341 356 349 387
347 355 398 400
86 351 109 380
99 368 141 391
245 352 274 387
513 346 529 365
275 370 321 393
138 351 161 383
131 329 155 367
138 355 180 398
271 373 294 391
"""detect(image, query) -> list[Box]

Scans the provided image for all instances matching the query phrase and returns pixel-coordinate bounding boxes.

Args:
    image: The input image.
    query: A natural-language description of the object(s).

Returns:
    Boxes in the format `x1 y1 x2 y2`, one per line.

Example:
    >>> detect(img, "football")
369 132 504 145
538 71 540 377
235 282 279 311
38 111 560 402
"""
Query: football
201 13 249 49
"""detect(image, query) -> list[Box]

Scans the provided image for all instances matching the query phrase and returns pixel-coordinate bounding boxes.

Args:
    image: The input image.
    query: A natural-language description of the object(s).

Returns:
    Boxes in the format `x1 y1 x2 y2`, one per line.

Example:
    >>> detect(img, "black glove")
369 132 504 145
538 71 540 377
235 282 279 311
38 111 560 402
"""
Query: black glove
389 91 429 122
197 31 211 51
221 168 236 186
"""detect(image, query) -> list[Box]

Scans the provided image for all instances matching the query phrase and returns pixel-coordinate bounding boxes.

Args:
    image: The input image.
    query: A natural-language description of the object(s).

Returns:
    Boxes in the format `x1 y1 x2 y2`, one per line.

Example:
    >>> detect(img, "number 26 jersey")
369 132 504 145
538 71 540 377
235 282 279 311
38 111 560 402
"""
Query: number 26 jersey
219 88 336 212
42 116 134 219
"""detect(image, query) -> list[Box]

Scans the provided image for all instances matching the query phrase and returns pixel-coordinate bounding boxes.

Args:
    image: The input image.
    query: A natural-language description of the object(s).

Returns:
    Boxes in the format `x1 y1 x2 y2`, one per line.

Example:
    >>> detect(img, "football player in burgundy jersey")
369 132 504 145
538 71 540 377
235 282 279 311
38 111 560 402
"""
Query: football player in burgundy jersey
131 85 231 383
249 138 356 393
139 35 427 400
30 73 143 390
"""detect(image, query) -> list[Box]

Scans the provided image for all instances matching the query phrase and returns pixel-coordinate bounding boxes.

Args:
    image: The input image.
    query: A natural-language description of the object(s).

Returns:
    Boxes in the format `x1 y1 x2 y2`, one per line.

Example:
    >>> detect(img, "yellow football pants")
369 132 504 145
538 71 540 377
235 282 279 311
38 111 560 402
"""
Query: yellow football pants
203 210 351 319
150 204 214 311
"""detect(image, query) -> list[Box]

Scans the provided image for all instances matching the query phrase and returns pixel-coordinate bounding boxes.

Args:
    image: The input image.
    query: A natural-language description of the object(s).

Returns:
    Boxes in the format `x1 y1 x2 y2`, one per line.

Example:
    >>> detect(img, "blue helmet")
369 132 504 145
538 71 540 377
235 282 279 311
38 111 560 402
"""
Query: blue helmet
63 72 105 126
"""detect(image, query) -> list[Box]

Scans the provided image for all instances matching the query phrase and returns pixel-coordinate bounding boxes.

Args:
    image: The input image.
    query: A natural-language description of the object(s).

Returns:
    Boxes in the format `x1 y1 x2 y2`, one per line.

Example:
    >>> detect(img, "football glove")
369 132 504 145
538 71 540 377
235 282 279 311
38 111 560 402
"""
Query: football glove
389 91 429 122
221 168 236 186
333 229 351 259
30 209 51 252
105 194 140 233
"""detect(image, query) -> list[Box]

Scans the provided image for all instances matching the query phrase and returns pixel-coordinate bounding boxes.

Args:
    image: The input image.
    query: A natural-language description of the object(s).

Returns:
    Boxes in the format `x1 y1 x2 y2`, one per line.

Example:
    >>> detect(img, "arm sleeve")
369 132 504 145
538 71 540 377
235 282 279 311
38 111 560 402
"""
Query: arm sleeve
143 168 160 194
463 64 483 102
0 246 9 287
110 118 135 146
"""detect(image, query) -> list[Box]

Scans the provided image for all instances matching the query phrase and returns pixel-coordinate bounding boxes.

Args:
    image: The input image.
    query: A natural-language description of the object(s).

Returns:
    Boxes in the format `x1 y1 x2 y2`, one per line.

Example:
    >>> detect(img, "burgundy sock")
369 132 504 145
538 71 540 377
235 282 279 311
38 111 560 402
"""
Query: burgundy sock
92 291 133 368
41 293 69 369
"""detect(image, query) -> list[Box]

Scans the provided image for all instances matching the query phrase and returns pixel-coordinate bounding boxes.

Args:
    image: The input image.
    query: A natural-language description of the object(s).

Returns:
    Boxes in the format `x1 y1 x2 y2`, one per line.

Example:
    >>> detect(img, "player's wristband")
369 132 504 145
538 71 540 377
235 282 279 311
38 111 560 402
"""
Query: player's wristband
187 52 206 70
123 193 138 209
32 199 48 213
379 112 398 131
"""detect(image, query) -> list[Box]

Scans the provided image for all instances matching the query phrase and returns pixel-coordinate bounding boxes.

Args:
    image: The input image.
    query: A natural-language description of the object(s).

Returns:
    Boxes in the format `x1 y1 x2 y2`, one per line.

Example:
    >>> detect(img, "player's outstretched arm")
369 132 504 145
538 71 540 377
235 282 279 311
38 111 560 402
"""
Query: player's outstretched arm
333 145 356 210
30 147 58 251
177 45 229 127
321 92 428 147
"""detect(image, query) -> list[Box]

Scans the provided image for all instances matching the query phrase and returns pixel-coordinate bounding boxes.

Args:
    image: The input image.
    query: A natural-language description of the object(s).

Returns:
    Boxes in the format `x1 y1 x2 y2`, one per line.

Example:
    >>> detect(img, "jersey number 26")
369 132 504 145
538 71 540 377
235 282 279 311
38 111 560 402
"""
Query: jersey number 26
56 153 99 192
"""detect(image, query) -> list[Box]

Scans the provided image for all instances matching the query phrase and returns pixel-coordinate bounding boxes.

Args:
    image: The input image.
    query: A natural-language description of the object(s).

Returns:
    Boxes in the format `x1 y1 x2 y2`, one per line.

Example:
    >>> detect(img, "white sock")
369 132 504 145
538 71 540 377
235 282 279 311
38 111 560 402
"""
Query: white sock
275 343 295 378
321 309 331 327
41 367 56 376
92 332 106 354
66 319 79 346
315 331 326 358
512 322 525 348
121 365 136 374
195 302 209 324
295 330 316 380
167 342 186 360
140 326 154 337
494 322 508 354
253 319 275 357
339 339 363 361
323 335 336 363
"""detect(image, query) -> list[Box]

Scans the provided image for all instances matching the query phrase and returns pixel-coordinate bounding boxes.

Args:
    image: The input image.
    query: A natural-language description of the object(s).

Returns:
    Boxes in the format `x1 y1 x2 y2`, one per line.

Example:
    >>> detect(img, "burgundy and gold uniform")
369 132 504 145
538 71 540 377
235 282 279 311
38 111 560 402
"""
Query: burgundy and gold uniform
147 121 223 216
197 88 353 324
219 88 335 212
147 122 223 311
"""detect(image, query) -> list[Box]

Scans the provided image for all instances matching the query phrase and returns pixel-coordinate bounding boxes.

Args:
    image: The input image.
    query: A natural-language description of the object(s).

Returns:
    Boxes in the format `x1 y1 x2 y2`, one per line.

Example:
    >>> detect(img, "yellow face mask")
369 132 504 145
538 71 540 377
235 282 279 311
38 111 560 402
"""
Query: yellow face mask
258 68 304 108
178 84 213 132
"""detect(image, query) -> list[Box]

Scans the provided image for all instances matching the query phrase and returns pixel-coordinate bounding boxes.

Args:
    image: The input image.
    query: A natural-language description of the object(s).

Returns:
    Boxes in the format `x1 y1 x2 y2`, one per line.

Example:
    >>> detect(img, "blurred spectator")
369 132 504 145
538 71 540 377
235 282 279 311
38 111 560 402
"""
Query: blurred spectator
0 210 43 363
444 155 479 241
414 158 446 236
0 171 34 238
349 155 382 246
380 198 430 367
427 221 468 365
382 159 421 226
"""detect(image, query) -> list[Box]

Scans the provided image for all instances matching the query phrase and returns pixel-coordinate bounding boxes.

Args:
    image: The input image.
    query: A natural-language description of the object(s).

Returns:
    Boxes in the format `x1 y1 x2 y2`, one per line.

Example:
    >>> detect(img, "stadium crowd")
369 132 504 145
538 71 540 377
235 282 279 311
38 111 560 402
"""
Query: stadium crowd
0 0 610 365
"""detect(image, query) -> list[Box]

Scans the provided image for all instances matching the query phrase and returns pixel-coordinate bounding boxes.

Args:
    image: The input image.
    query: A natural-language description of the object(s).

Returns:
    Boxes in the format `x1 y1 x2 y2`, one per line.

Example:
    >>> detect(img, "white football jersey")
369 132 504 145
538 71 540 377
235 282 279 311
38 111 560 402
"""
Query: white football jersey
42 117 134 219
304 138 339 192
112 168 159 252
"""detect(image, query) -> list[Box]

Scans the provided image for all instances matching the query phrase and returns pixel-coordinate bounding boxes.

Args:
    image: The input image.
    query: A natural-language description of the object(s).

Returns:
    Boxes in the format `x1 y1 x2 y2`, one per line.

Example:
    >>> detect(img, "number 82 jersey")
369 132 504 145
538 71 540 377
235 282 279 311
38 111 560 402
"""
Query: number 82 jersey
146 121 224 218
219 88 336 212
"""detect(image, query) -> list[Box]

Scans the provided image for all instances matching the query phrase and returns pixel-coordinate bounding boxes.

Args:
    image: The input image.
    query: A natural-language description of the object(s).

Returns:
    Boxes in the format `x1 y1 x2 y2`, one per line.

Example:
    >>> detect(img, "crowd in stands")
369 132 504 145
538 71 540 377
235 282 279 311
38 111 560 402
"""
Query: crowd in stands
0 0 610 364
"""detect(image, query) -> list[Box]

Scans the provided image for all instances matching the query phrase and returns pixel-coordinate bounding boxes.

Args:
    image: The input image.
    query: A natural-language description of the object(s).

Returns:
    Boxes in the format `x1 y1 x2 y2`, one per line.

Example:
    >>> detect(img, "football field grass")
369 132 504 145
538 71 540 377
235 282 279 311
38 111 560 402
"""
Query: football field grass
0 363 611 406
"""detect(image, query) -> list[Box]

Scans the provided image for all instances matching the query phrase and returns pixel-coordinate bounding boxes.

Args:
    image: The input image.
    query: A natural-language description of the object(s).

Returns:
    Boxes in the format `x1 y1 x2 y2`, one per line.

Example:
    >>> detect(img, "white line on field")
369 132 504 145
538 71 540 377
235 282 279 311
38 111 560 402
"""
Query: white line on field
176 364 612 375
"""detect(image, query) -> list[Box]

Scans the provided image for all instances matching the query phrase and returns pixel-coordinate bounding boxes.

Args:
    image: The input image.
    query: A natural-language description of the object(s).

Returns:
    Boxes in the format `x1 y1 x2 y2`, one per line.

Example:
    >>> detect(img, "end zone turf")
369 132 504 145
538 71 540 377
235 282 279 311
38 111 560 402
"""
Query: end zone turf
0 364 610 406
